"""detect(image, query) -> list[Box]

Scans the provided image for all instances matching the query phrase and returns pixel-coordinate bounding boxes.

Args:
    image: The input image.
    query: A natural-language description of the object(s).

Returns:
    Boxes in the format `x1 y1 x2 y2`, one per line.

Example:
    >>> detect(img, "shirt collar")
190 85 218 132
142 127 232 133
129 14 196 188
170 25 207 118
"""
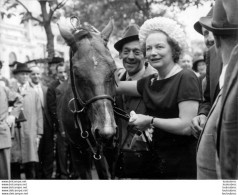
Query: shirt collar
30 82 41 88
17 81 29 88
219 64 228 89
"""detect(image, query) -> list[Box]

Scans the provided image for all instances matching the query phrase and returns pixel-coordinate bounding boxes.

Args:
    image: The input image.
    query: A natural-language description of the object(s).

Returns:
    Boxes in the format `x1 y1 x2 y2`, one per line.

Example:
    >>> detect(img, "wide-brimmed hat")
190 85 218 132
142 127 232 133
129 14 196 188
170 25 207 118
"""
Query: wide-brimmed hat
48 57 64 65
114 24 139 52
199 0 238 35
12 62 31 74
192 56 205 72
194 8 213 35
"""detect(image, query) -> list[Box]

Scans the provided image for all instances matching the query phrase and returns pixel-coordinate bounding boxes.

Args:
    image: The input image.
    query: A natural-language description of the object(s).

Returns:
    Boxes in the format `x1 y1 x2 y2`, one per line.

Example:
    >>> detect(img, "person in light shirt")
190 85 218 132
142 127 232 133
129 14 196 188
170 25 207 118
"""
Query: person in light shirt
10 62 43 179
0 85 22 179
29 66 52 179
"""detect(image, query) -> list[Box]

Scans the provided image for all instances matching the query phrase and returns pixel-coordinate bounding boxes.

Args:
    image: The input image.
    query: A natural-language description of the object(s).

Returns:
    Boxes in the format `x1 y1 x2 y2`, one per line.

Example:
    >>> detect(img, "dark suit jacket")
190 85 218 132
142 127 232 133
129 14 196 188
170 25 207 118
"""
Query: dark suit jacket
216 44 238 179
198 45 223 116
46 80 61 132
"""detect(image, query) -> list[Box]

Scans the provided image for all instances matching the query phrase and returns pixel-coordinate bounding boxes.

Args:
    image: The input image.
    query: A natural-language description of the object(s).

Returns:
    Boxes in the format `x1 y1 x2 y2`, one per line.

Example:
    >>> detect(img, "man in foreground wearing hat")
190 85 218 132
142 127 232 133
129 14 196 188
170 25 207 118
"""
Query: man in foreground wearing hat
113 24 156 178
196 0 238 179
10 62 43 179
191 8 223 139
0 84 22 179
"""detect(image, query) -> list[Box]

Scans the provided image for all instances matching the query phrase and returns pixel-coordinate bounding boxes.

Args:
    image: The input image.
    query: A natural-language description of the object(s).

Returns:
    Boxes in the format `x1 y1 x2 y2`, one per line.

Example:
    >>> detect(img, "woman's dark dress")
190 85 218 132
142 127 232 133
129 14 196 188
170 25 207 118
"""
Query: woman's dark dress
137 69 201 179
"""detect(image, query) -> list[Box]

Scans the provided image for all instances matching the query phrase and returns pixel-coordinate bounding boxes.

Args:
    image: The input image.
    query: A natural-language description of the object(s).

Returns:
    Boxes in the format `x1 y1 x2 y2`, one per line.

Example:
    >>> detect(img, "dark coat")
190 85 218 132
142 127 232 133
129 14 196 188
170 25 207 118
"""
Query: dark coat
216 44 238 179
198 45 223 116
46 80 61 132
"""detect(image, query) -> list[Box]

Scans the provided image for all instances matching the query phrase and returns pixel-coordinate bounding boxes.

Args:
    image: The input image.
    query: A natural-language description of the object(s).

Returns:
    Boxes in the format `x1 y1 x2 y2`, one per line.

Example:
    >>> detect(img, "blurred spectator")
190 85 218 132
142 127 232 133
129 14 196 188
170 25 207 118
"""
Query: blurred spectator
193 47 204 60
48 57 64 80
46 59 70 179
29 66 53 179
179 53 193 70
192 56 207 77
0 85 22 179
8 61 20 90
10 62 43 179
0 61 10 87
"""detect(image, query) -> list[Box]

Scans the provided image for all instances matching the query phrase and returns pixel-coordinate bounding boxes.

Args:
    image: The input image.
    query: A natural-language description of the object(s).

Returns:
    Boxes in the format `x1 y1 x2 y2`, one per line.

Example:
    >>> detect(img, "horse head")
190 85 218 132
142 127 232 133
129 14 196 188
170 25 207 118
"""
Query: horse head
58 19 117 142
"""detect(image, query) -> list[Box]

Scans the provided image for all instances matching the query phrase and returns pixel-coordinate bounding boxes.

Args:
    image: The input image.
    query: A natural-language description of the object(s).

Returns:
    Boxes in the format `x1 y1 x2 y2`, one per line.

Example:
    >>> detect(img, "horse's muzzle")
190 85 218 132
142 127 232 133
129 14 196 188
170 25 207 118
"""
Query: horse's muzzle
94 125 117 142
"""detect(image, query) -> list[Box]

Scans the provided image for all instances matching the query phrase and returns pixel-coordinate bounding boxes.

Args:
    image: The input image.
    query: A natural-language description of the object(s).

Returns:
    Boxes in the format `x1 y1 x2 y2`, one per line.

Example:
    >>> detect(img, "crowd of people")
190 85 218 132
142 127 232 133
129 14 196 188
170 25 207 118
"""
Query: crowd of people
0 0 237 180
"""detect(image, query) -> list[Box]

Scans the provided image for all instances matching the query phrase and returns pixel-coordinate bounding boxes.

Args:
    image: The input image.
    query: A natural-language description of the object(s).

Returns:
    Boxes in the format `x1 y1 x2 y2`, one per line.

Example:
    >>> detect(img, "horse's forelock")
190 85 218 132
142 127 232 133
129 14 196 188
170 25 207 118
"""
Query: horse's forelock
71 32 116 72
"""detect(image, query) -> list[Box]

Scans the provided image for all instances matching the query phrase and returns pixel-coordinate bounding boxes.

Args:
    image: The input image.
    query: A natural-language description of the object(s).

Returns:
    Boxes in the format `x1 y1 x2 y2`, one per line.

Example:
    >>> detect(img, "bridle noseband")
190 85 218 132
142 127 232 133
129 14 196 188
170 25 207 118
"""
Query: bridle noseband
67 32 130 160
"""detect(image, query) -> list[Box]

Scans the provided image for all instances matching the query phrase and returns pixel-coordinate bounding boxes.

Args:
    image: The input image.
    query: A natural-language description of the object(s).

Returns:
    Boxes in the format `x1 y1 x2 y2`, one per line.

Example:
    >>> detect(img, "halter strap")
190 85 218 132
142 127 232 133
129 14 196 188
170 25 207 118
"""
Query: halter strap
68 48 130 160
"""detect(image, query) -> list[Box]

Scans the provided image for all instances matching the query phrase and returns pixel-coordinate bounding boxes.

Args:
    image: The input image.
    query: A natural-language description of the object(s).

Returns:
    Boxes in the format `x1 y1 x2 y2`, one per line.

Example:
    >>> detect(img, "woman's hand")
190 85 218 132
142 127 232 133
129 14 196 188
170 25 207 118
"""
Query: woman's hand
129 111 152 131
190 114 207 139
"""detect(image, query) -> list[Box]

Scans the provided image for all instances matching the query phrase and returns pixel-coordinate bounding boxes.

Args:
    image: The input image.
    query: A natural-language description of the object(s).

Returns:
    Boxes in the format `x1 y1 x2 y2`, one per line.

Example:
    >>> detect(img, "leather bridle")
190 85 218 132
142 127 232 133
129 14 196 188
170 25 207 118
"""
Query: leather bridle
68 47 129 160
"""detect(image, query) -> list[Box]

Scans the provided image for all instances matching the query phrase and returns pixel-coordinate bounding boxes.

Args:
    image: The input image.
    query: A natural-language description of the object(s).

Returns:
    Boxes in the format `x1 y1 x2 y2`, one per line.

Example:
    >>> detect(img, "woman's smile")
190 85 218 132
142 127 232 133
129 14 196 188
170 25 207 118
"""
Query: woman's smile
150 58 161 63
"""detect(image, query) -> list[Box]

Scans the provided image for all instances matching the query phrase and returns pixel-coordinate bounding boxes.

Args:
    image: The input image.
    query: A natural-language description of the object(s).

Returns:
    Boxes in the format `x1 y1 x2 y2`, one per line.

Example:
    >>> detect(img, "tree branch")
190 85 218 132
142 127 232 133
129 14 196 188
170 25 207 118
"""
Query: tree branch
15 0 42 24
24 14 43 24
15 0 30 13
135 0 142 11
49 0 68 20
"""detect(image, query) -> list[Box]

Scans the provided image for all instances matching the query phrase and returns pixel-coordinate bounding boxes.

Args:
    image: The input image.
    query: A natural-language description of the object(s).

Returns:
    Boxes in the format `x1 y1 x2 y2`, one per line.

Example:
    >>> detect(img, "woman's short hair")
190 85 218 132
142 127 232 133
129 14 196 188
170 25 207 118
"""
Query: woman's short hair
139 17 187 63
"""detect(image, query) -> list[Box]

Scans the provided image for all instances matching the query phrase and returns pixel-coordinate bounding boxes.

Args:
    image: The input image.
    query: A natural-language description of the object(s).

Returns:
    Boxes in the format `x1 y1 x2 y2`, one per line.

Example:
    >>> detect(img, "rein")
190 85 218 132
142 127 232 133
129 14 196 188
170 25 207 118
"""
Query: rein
68 49 129 160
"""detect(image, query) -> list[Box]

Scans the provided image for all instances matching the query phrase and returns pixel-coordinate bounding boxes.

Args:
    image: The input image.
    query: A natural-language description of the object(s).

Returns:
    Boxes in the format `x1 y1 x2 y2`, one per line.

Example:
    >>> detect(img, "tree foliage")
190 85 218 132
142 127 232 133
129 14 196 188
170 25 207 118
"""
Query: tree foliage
1 0 213 56
62 0 213 36
1 0 67 58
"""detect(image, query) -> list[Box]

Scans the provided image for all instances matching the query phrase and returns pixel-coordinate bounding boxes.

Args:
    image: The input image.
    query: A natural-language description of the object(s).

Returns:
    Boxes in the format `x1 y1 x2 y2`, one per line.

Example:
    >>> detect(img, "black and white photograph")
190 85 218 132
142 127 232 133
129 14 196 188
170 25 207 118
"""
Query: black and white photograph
0 0 237 194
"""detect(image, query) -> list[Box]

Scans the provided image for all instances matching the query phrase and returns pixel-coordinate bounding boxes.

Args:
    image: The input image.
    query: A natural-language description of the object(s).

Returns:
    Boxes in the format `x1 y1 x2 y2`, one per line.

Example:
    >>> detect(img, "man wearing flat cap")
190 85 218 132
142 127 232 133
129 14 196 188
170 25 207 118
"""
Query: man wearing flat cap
196 0 238 179
10 62 43 179
113 24 157 178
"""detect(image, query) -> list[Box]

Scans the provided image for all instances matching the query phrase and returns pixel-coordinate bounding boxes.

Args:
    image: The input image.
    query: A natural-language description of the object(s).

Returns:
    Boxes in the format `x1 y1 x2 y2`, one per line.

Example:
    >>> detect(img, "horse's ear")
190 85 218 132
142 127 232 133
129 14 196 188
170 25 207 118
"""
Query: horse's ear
57 23 77 51
101 18 114 43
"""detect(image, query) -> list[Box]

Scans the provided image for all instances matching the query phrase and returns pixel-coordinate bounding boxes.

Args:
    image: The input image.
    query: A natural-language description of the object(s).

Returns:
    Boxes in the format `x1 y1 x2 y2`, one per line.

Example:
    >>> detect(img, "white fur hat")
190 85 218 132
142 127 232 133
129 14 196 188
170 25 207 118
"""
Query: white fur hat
139 17 187 52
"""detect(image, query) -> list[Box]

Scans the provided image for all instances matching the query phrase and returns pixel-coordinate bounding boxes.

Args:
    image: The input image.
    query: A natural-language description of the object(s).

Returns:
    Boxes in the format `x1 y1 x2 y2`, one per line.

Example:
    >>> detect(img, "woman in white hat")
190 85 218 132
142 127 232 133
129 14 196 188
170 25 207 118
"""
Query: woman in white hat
116 17 201 179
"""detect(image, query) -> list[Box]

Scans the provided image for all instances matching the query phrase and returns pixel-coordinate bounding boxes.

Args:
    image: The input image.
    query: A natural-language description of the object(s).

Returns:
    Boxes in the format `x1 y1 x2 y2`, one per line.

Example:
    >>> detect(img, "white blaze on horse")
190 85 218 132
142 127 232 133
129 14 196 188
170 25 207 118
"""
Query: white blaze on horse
57 18 120 179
